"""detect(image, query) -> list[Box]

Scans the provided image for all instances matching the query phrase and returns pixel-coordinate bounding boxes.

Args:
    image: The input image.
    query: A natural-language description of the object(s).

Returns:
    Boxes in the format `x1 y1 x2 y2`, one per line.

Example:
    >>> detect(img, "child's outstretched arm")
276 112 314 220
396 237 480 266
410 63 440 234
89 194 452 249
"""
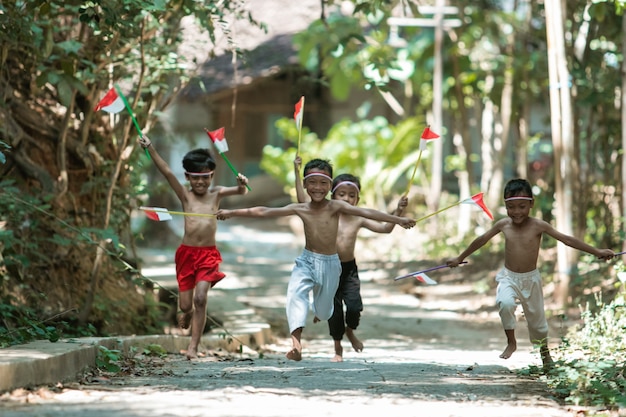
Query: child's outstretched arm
339 202 415 229
138 135 186 203
217 204 298 220
362 196 409 234
446 222 502 267
541 222 615 260
294 155 308 203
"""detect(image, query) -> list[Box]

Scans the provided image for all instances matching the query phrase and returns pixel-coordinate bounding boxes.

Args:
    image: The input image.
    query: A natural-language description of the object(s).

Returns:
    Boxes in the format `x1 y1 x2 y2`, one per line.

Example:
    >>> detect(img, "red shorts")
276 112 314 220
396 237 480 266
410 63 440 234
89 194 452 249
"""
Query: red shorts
175 245 226 292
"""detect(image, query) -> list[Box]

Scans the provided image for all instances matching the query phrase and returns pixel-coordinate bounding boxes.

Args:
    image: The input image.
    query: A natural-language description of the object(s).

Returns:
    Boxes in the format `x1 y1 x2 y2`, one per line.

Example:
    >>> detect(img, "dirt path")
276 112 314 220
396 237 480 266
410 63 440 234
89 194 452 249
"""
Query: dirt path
0 219 578 417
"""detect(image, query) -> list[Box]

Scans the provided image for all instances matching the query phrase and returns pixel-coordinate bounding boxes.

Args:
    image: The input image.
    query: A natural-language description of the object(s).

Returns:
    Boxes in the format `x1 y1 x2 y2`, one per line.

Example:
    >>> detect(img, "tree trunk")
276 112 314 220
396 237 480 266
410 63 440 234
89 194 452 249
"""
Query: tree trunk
428 0 445 215
622 12 626 256
545 0 578 308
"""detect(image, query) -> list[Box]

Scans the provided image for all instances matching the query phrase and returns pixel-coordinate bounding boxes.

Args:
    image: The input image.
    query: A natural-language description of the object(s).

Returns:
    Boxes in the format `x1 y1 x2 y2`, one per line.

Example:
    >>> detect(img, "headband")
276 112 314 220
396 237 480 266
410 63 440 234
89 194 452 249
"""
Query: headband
303 172 332 181
504 196 533 202
185 171 213 176
332 181 360 194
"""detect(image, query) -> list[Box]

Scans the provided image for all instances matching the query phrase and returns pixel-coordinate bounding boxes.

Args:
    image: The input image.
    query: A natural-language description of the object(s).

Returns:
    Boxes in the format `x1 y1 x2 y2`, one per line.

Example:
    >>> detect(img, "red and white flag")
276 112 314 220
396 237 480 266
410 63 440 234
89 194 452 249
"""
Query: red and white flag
140 207 173 221
205 127 229 153
461 192 494 220
94 87 126 113
414 273 437 285
419 126 440 150
294 96 305 130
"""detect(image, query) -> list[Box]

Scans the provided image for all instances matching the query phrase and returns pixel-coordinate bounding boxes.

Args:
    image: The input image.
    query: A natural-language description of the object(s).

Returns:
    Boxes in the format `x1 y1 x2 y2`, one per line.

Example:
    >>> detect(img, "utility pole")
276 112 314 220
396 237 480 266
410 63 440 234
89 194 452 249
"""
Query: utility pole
388 2 460 210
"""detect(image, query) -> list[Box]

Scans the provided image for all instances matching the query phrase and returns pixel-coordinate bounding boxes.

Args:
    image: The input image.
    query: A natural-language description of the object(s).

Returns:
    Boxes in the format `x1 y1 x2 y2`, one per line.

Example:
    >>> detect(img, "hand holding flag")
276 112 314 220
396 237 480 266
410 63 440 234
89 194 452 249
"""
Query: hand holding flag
204 128 251 191
405 126 440 197
294 96 305 154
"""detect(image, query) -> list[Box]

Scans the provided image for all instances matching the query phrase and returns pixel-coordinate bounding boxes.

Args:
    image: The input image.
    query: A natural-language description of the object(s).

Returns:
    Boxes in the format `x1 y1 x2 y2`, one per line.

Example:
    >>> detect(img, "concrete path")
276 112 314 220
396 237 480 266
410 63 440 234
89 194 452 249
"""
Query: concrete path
0 219 578 416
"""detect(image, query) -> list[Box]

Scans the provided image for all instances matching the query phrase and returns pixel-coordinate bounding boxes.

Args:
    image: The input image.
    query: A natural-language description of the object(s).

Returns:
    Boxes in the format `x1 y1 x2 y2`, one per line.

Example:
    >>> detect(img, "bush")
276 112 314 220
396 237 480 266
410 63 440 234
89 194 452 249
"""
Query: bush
544 288 626 410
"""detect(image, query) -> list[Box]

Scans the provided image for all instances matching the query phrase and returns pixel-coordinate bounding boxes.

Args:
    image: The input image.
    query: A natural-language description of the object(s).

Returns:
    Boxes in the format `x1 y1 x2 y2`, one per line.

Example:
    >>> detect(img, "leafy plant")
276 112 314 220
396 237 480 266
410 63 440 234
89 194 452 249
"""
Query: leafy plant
142 343 168 357
542 292 626 409
95 345 122 373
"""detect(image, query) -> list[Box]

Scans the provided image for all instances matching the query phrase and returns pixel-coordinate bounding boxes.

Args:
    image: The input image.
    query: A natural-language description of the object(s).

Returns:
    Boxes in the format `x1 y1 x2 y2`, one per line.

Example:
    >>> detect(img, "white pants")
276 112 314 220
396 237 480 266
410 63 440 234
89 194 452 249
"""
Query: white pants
286 249 341 333
495 267 549 343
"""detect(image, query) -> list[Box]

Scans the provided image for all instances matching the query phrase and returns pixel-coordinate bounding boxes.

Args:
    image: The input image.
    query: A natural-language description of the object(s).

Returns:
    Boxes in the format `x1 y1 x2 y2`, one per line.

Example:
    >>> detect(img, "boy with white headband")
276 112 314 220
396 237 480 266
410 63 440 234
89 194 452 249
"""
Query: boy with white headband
294 157 408 362
217 158 416 361
446 178 613 370
138 135 248 360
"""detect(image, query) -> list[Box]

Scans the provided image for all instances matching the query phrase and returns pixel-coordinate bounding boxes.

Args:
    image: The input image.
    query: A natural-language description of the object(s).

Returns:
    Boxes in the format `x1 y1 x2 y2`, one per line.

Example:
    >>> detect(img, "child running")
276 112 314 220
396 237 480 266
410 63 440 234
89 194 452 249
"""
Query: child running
217 158 416 361
138 135 248 360
294 156 408 362
446 178 613 369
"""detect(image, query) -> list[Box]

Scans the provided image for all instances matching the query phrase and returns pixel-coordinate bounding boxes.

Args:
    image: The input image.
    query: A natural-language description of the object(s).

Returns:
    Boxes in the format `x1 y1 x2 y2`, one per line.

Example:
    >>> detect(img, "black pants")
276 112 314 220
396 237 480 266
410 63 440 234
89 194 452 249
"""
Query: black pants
328 259 363 340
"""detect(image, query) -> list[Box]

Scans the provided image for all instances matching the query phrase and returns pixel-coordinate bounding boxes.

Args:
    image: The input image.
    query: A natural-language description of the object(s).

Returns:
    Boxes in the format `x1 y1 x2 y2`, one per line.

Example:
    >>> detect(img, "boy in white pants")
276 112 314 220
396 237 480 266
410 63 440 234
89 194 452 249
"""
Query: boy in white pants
447 178 613 370
217 158 416 361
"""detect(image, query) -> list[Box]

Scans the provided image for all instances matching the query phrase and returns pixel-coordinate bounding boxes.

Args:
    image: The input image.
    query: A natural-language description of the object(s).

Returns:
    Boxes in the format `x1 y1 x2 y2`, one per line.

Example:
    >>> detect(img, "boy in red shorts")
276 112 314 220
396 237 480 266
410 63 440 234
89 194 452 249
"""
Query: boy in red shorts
139 135 248 359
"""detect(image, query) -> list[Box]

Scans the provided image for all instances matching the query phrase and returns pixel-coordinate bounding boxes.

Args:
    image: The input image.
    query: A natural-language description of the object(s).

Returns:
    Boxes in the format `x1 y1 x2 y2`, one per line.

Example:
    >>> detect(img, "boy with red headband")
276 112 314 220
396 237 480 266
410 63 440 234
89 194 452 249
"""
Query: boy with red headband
294 156 408 362
139 135 248 360
217 158 416 361
446 178 613 370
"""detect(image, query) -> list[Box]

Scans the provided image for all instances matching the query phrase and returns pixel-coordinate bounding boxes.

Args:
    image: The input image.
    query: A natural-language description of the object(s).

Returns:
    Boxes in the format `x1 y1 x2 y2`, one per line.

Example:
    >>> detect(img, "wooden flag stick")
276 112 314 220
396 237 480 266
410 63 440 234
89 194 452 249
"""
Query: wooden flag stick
114 84 150 160
404 149 423 197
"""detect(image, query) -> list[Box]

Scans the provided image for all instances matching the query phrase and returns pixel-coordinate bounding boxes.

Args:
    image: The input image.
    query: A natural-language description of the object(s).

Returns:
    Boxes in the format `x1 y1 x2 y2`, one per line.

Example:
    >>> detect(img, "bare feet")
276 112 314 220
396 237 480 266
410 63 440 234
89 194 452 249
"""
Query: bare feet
178 311 193 329
499 342 517 359
287 328 303 361
186 346 198 360
345 328 363 352
286 347 302 361
331 341 343 362
500 329 516 359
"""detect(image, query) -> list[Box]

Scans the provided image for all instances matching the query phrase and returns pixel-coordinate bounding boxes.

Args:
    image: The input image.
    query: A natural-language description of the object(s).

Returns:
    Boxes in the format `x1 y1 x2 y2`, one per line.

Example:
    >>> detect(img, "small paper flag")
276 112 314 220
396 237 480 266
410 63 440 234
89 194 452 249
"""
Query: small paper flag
419 126 440 150
206 127 229 153
94 87 125 113
461 192 494 220
142 207 173 221
294 96 304 130
414 273 437 285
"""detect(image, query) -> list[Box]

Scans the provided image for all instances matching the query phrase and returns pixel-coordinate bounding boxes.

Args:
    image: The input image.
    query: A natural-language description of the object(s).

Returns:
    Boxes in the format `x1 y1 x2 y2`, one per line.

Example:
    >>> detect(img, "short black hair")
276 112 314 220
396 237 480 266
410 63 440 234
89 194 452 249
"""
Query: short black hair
504 178 533 199
332 173 361 195
182 149 216 172
303 158 333 178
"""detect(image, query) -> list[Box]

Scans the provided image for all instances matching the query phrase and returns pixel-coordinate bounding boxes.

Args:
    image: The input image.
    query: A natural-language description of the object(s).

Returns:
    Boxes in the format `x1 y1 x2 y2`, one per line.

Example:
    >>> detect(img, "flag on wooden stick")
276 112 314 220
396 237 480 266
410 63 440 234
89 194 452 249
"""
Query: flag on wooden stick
413 192 493 224
95 85 150 159
405 125 440 197
140 206 216 221
204 128 251 191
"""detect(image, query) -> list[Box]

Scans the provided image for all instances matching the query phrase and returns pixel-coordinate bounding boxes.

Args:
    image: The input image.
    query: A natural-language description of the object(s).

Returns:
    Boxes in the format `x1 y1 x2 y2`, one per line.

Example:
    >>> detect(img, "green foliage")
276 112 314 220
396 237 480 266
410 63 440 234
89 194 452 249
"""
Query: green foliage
142 343 167 357
0 141 8 164
543 293 626 409
0 295 62 348
293 4 432 100
1 0 263 341
96 345 122 373
262 114 429 210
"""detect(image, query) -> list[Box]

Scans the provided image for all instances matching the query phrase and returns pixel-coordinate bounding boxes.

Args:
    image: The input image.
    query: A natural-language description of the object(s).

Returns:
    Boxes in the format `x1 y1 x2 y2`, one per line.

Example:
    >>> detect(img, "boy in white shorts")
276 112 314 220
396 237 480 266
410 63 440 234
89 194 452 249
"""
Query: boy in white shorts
217 159 416 361
446 178 613 370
